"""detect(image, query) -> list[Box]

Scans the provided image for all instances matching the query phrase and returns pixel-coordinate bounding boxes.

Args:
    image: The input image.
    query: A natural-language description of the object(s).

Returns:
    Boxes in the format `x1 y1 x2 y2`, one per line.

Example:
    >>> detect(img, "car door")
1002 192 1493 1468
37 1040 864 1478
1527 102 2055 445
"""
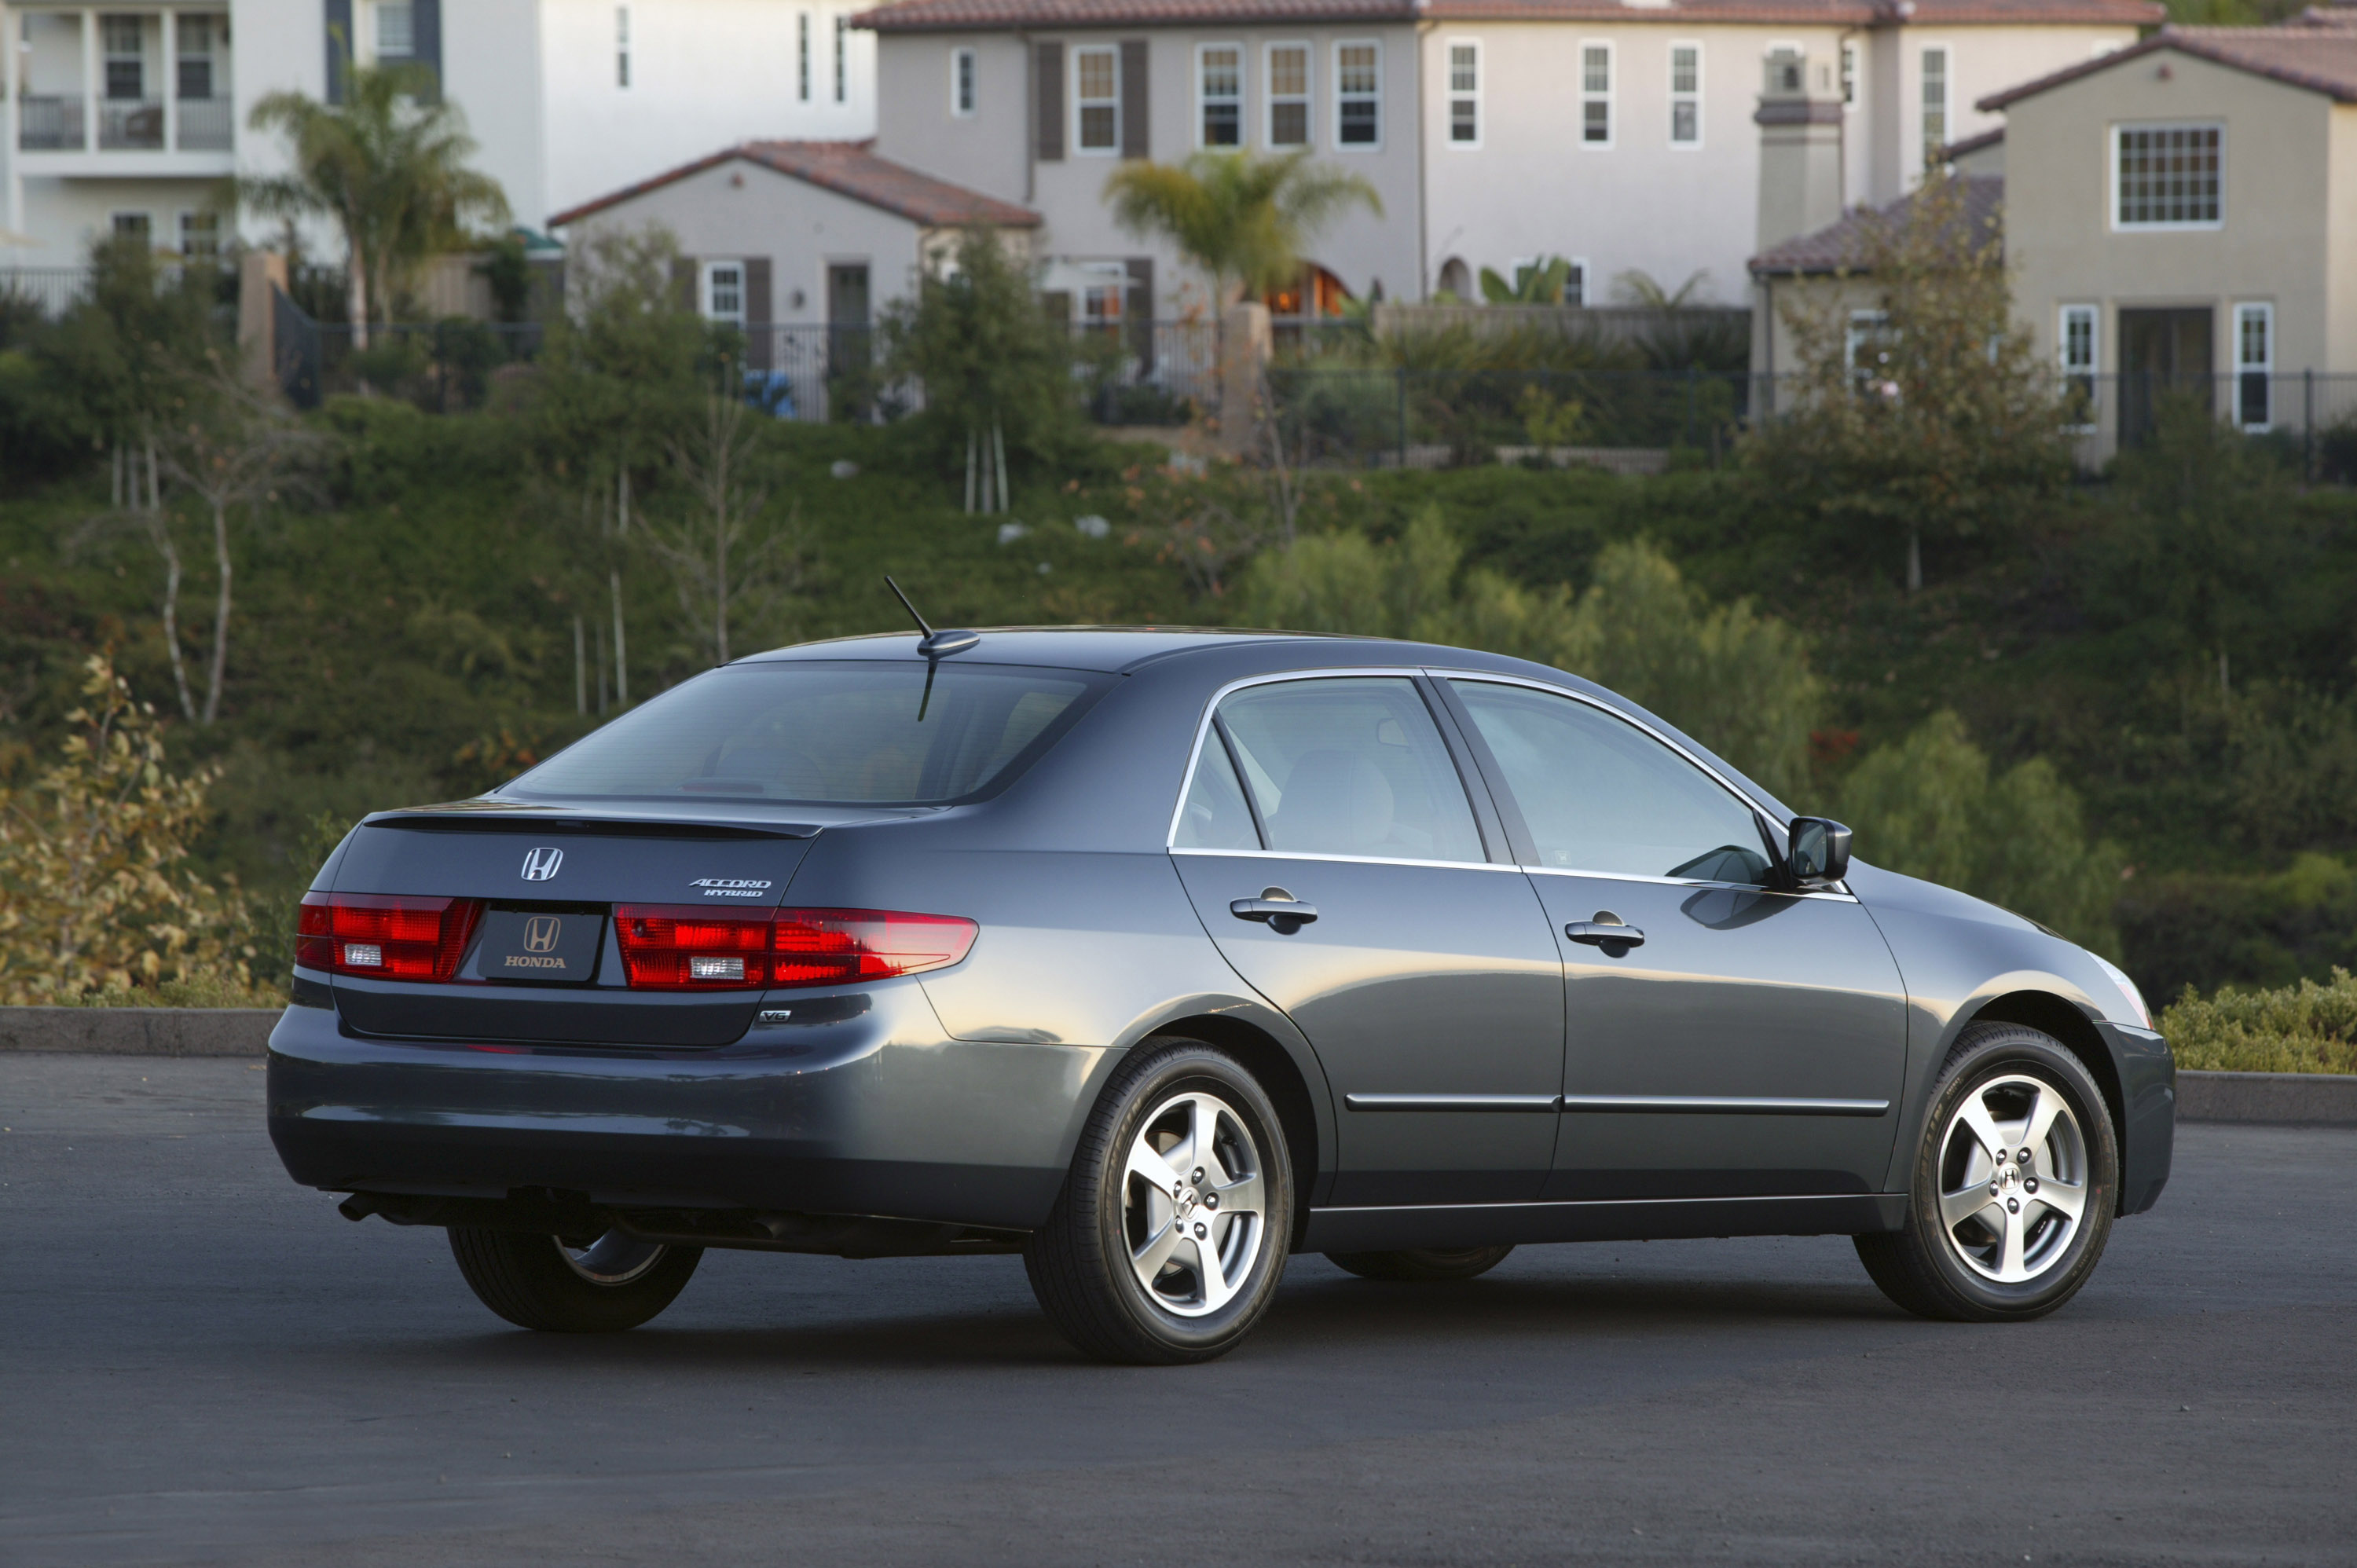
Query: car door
1442 677 1908 1202
1168 674 1566 1207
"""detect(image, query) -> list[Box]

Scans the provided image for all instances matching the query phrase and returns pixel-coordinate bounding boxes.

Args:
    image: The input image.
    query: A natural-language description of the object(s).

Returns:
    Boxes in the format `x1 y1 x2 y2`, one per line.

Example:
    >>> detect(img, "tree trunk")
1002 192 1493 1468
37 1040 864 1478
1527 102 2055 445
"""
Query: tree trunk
346 231 371 352
1905 526 1923 594
574 614 586 714
610 567 629 708
152 514 196 723
993 419 1010 515
202 496 233 724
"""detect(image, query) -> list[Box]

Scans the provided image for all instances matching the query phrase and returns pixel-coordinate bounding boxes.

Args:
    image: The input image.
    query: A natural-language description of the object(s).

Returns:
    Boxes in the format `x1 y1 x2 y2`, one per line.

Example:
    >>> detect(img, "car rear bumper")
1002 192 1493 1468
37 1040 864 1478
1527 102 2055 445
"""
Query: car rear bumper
2106 1020 2174 1216
266 982 1117 1233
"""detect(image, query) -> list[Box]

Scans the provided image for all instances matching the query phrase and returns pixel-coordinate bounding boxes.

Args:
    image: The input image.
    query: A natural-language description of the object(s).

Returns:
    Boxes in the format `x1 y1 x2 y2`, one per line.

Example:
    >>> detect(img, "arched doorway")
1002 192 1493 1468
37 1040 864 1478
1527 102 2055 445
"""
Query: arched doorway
1436 257 1472 301
1263 262 1351 321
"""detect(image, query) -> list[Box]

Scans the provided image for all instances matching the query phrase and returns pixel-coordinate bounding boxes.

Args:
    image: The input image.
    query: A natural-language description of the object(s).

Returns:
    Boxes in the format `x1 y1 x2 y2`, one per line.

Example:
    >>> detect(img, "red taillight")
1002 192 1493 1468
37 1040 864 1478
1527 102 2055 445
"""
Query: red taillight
614 906 978 991
298 893 482 981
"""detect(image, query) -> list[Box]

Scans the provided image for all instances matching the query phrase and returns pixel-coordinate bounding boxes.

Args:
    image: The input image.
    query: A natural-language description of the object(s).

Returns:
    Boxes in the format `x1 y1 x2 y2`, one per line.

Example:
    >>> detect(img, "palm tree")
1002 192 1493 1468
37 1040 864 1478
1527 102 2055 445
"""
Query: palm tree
1103 150 1381 310
242 61 508 347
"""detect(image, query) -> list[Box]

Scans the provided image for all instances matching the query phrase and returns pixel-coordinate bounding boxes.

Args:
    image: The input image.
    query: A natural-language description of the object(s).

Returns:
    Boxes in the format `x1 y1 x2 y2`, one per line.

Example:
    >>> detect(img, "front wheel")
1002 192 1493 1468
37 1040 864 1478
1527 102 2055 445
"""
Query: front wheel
447 1226 702 1332
1856 1022 2117 1322
1025 1039 1292 1365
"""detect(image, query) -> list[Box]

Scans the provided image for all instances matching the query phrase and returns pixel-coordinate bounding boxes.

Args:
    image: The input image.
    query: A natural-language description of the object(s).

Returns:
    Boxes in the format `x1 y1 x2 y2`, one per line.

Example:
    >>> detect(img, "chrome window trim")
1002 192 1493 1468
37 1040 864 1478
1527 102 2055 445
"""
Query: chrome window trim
1171 846 1523 873
1523 863 1860 903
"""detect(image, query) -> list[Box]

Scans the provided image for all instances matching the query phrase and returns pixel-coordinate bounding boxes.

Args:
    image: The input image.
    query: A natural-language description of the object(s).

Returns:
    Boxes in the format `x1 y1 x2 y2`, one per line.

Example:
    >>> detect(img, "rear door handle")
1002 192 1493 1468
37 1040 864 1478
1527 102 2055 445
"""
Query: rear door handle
1564 921 1644 947
1232 898 1318 925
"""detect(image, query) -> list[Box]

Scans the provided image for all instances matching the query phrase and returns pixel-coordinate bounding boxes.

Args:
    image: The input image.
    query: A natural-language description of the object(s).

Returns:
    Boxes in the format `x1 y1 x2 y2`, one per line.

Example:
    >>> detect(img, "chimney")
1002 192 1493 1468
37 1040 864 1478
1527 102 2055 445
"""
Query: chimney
1755 47 1845 255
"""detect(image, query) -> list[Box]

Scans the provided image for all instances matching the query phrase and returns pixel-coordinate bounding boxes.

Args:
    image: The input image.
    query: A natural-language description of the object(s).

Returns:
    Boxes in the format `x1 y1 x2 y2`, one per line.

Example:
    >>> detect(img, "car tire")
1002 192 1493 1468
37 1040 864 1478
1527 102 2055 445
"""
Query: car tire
447 1226 702 1332
1325 1246 1516 1282
1856 1021 2118 1322
1025 1037 1293 1365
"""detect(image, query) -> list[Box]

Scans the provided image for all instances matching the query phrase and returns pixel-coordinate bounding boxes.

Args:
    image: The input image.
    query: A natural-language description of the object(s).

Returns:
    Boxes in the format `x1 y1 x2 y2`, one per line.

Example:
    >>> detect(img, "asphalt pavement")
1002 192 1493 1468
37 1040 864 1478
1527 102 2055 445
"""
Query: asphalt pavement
2 1052 2350 1567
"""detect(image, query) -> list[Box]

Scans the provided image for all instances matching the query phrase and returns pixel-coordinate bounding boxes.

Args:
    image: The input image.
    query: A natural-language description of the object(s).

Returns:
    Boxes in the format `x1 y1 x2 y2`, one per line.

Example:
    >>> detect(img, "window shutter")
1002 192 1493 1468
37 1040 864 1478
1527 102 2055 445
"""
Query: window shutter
673 257 698 313
1035 42 1065 162
413 0 443 101
1125 258 1154 372
744 256 773 372
324 0 353 104
1120 40 1149 159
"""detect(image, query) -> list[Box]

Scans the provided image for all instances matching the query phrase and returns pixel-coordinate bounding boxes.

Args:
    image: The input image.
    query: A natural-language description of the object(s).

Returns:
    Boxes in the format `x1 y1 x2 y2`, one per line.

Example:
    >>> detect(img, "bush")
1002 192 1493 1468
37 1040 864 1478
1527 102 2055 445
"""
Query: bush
2161 969 2357 1074
2117 852 2357 1001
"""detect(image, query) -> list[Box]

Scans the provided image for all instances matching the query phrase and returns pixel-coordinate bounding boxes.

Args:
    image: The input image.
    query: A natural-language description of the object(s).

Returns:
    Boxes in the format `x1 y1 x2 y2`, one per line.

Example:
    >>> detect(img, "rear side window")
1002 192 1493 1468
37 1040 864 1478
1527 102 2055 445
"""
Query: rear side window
1189 676 1486 863
509 661 1104 805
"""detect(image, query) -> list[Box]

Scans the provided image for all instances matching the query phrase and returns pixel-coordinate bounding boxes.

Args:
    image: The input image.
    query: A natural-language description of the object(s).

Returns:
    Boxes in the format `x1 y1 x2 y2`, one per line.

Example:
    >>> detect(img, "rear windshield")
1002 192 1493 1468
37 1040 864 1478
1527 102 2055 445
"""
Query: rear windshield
505 661 1106 806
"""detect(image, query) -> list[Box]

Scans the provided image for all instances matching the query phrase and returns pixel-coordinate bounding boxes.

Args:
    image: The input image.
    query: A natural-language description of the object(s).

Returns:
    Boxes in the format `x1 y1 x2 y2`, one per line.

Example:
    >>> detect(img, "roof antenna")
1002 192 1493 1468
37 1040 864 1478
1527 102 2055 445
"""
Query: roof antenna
885 577 980 658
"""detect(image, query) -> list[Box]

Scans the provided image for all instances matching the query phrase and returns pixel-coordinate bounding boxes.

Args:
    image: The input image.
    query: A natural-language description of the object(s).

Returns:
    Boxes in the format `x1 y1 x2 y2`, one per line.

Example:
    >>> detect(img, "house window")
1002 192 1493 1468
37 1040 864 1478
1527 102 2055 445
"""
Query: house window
1200 45 1242 146
1074 46 1119 152
952 46 976 115
1670 43 1700 146
1566 257 1588 307
2236 302 2273 429
2059 304 2097 429
103 14 145 99
112 211 152 243
834 15 848 102
797 13 811 101
1336 41 1379 147
376 2 415 61
704 262 746 327
1847 310 1893 389
615 7 630 87
1840 40 1857 108
178 15 218 100
1447 41 1479 147
1581 42 1612 146
1082 275 1124 342
1920 46 1947 167
1266 43 1310 147
177 211 220 258
2115 124 2223 229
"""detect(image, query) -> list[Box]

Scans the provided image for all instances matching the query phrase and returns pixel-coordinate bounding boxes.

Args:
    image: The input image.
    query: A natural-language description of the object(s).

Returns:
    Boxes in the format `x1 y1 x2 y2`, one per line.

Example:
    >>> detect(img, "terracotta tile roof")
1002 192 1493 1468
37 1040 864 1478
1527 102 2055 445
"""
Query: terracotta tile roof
855 0 2158 31
1747 174 2003 275
1939 125 2005 159
1978 22 2357 109
548 141 1041 231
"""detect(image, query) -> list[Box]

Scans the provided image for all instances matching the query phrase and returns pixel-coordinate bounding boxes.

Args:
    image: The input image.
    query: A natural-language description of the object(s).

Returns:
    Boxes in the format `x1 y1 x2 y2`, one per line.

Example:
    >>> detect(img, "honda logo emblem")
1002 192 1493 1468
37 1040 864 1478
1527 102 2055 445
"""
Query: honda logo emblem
522 915 563 953
519 847 564 881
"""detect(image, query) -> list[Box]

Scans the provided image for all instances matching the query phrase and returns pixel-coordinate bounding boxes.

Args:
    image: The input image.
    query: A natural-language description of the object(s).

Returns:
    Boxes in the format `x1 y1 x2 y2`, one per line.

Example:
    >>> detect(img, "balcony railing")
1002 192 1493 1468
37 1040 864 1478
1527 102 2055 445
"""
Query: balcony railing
176 97 232 151
18 96 86 151
97 98 166 150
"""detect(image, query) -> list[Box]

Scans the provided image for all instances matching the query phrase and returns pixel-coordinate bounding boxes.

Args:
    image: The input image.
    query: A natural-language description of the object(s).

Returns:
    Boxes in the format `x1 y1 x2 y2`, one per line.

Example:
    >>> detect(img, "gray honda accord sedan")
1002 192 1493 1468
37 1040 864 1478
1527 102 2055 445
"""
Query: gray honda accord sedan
269 626 2173 1363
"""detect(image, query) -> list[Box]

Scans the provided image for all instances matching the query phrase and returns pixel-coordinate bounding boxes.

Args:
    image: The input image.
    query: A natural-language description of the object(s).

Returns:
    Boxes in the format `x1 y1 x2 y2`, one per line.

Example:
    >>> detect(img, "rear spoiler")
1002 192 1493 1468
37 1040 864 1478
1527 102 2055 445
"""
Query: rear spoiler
361 807 821 841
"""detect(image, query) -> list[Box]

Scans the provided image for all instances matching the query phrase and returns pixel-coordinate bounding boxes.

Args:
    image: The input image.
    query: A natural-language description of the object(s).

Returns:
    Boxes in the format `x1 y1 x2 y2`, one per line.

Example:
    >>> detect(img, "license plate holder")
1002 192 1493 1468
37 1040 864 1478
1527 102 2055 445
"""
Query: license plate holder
477 908 603 984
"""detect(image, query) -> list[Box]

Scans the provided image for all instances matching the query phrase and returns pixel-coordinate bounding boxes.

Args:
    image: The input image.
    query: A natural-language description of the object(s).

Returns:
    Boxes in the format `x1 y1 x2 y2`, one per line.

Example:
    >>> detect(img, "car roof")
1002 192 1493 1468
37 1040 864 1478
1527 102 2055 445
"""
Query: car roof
740 626 1353 674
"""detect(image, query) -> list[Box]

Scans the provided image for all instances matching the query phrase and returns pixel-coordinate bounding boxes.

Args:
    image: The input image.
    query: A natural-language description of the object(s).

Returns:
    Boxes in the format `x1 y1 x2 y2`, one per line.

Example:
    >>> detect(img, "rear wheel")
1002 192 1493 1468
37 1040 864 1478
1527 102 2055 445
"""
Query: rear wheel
1325 1246 1516 1282
447 1226 702 1332
1856 1022 2117 1322
1025 1039 1292 1365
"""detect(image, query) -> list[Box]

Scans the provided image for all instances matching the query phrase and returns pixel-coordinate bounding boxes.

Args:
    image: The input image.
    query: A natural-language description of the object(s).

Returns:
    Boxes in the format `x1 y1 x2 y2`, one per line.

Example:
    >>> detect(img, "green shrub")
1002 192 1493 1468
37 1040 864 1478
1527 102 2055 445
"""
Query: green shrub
2161 968 2357 1074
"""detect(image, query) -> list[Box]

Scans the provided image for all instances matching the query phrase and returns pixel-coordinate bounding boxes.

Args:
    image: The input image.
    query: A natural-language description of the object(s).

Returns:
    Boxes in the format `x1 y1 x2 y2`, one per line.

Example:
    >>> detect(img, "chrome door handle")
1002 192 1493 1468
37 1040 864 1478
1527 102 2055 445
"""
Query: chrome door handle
1564 921 1644 947
1232 898 1318 924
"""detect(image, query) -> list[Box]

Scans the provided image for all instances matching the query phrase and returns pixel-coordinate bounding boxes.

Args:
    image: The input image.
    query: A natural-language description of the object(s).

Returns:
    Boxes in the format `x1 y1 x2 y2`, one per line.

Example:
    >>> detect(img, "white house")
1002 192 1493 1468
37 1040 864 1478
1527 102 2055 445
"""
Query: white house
1 0 882 269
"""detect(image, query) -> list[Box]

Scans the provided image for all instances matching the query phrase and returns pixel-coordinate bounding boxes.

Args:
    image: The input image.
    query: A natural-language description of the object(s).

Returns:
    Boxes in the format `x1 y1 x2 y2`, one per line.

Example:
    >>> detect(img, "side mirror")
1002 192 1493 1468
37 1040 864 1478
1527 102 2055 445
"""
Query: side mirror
1787 817 1853 887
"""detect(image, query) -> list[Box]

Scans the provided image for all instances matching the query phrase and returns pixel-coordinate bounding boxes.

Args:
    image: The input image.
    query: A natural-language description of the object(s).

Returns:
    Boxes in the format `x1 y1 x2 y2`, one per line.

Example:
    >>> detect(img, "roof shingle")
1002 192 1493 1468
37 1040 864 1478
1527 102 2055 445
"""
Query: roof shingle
1978 21 2357 109
854 0 2159 31
548 140 1041 231
1747 174 2003 276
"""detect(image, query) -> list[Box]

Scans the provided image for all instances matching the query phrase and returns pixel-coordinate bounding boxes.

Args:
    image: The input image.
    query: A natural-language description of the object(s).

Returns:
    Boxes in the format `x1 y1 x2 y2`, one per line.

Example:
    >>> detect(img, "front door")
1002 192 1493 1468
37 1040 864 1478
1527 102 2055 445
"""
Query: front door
1169 675 1566 1207
2118 306 2214 445
1444 679 1908 1201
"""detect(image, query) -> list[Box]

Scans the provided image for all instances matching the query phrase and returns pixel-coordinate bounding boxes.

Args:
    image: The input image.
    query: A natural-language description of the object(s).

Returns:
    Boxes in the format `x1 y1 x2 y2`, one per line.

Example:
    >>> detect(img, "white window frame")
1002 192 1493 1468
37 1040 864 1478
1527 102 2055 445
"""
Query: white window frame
1840 39 1857 110
797 12 811 102
702 260 746 327
1445 38 1481 149
2058 303 2098 432
1668 40 1701 148
1567 256 1589 307
2110 122 2225 233
1919 44 1949 170
1072 44 1121 155
2235 301 2274 430
1264 41 1312 148
1333 38 1381 151
951 45 976 116
176 209 218 258
1578 39 1613 150
833 14 848 103
1197 41 1244 148
1847 309 1893 389
615 5 630 89
111 211 153 243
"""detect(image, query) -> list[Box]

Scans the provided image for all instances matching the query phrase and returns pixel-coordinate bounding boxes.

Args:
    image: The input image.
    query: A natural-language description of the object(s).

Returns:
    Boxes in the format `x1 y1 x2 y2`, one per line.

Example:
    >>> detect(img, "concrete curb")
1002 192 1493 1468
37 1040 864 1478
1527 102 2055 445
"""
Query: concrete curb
0 1006 279 1057
2177 1070 2357 1127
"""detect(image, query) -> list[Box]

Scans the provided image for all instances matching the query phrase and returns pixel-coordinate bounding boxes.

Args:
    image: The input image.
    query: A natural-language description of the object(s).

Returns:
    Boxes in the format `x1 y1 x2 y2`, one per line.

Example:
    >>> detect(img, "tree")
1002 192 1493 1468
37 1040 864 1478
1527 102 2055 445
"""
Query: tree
243 61 510 347
1103 150 1381 310
1837 710 2124 954
1479 256 1573 305
1745 170 2073 592
650 378 800 665
880 229 1079 513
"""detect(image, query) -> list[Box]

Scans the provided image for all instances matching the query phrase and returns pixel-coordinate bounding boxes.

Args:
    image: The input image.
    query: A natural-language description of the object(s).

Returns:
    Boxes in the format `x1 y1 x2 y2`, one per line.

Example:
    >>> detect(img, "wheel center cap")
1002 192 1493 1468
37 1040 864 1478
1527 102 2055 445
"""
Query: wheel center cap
1997 1166 2020 1192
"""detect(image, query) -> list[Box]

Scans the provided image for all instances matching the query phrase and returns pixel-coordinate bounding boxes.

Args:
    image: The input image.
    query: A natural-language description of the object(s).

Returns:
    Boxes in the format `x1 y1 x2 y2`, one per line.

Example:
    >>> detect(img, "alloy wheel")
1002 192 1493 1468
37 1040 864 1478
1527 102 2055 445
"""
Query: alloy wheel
1120 1090 1268 1317
1935 1073 2091 1284
555 1229 669 1287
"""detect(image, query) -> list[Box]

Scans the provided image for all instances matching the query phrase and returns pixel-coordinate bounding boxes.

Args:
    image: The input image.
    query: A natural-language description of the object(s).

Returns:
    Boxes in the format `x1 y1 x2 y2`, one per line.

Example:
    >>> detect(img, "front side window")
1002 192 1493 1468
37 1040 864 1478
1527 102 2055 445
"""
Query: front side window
1267 43 1310 147
704 262 745 325
952 46 977 115
1670 44 1700 146
1581 42 1611 146
1447 41 1479 146
2237 302 2273 429
1075 45 1120 152
1920 46 1947 167
1451 681 1772 885
1336 41 1380 147
1199 45 1242 145
2115 124 2222 228
1190 677 1486 863
512 663 1104 806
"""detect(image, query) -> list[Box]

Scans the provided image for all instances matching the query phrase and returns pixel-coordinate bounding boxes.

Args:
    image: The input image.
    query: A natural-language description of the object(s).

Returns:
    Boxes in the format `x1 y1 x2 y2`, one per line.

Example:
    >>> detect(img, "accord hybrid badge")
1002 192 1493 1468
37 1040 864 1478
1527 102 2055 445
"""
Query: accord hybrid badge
519 847 564 881
690 878 772 899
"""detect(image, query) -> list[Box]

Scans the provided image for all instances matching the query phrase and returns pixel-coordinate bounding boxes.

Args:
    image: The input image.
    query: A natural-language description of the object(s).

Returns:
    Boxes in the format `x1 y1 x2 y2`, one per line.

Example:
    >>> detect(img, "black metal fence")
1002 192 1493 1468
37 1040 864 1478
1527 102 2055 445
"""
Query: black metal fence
1263 365 1750 470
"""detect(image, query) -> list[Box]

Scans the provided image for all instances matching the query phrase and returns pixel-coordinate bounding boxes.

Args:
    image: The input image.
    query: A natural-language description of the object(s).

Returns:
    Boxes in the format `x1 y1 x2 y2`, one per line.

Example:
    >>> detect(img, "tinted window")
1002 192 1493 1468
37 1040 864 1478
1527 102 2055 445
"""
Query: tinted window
1452 680 1772 884
1174 730 1259 849
1212 677 1484 863
510 662 1100 805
